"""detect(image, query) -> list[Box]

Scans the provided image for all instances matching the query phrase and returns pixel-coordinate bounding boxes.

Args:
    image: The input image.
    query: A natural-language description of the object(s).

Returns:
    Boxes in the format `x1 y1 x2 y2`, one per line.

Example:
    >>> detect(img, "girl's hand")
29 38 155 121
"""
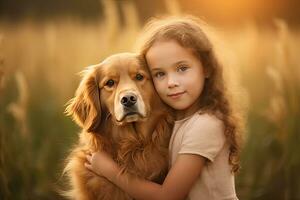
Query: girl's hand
85 151 119 180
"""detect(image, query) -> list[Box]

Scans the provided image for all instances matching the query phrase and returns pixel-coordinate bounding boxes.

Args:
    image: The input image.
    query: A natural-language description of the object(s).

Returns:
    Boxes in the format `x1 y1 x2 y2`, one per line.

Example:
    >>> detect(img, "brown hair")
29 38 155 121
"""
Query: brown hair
136 16 244 173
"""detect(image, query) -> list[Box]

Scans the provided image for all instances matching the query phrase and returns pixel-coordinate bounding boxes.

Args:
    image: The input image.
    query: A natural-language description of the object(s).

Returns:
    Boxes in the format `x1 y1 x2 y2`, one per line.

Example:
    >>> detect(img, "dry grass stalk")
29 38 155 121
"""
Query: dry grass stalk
7 71 29 138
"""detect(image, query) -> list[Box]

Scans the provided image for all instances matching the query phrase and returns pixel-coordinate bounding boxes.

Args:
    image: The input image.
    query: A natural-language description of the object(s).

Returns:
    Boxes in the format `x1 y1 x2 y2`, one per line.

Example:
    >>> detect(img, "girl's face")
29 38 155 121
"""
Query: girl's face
146 39 206 116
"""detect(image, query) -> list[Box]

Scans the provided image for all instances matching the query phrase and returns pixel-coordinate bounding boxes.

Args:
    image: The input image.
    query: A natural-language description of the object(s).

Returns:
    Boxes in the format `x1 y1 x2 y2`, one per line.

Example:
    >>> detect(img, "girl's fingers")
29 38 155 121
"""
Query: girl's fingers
86 154 92 163
84 162 92 170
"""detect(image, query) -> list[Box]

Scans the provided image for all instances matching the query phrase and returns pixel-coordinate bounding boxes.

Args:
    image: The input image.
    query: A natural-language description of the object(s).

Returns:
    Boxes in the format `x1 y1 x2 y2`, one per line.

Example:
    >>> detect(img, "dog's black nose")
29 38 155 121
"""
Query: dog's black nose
121 94 137 107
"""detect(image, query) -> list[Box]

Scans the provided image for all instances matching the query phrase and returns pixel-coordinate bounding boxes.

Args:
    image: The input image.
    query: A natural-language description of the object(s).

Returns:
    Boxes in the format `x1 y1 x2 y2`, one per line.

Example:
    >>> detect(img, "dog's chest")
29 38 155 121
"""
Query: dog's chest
111 141 167 180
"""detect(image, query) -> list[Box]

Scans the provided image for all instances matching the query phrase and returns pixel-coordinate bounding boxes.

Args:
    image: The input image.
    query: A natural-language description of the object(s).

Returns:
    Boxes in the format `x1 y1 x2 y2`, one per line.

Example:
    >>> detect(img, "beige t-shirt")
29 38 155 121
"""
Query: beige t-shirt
169 111 238 200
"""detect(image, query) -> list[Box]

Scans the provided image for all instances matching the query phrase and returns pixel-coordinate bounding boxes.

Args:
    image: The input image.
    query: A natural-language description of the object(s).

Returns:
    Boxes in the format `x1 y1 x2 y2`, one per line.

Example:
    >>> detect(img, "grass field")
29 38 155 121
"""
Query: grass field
0 11 299 200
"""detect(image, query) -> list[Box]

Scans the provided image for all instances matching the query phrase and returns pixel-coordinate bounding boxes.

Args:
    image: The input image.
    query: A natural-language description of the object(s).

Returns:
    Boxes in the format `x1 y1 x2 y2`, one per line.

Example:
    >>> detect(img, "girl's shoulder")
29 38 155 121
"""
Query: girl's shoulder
192 111 224 128
174 110 225 138
181 111 225 139
178 111 226 162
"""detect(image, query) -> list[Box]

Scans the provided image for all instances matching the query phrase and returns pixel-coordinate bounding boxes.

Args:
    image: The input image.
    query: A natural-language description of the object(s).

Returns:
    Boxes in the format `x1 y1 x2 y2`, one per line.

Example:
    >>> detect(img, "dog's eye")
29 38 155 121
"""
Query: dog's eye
136 73 144 81
105 79 115 87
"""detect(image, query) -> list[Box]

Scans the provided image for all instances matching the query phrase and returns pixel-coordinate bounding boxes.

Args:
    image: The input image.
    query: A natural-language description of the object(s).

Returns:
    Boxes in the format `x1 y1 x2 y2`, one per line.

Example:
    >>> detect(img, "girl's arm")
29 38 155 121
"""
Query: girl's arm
85 151 206 200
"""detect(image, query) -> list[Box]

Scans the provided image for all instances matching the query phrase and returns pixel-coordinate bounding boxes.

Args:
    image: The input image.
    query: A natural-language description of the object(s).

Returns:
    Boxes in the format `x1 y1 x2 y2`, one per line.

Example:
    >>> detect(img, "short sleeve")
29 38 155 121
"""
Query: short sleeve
178 114 226 162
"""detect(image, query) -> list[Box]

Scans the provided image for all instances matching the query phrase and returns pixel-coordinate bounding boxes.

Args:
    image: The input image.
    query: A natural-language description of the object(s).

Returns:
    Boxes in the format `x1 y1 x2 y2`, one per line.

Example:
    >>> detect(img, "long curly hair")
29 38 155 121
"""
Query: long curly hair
136 16 245 173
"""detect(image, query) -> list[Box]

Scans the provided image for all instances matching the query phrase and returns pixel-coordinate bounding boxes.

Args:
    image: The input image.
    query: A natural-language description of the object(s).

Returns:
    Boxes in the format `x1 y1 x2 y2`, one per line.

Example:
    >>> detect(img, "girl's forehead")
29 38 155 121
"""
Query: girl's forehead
146 40 198 69
148 39 197 56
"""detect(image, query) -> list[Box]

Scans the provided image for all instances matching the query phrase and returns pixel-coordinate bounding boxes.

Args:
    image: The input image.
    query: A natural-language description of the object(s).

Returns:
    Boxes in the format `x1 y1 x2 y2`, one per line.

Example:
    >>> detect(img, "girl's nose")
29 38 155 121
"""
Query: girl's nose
167 76 179 88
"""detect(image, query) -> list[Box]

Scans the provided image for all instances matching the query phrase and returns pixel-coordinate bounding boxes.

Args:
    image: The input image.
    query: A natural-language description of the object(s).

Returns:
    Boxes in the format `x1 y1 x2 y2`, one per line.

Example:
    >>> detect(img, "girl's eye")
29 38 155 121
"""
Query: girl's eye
136 73 144 81
178 65 188 72
105 79 115 87
154 72 165 78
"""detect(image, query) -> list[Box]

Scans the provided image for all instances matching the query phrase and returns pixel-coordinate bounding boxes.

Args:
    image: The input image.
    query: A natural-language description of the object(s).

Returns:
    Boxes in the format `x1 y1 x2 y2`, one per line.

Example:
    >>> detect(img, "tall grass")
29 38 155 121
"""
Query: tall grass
0 2 300 199
222 21 300 199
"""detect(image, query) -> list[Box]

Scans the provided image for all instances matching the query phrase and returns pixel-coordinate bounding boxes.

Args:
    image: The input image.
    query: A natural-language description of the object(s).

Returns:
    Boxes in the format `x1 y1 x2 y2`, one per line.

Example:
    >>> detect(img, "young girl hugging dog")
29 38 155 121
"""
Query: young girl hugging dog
85 16 245 200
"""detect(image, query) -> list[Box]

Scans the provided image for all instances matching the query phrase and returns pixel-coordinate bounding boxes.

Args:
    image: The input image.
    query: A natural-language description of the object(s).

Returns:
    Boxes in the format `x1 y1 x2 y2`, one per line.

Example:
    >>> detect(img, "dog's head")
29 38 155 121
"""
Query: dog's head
66 53 160 132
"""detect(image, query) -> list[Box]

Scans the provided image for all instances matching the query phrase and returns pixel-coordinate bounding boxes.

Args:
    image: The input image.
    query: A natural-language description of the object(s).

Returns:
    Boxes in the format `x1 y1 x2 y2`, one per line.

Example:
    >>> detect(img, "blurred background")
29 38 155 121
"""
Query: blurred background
0 0 299 199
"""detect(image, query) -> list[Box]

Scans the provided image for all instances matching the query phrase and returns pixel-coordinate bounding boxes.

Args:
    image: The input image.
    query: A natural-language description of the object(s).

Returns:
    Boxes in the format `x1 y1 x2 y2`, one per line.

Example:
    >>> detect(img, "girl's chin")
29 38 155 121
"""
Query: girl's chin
166 102 190 110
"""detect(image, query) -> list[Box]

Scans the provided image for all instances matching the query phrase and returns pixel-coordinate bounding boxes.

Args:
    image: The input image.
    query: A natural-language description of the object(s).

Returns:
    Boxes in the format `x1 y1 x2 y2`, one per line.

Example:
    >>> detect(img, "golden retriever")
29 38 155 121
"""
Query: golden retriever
63 53 173 200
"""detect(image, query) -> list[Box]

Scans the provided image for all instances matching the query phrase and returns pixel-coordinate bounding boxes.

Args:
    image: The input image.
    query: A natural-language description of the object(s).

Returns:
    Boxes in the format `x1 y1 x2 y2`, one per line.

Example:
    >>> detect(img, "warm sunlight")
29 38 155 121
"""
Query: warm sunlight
181 0 287 24
1 0 299 199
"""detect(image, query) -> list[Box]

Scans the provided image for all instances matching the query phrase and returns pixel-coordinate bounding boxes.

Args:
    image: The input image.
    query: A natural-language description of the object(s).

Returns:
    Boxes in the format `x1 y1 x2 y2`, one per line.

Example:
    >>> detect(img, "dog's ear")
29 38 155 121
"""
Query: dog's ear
65 66 101 132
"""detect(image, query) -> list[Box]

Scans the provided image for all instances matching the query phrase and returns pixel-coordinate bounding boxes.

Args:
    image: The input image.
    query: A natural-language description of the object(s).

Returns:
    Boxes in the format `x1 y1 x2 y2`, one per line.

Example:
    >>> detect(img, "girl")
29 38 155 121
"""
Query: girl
85 16 244 200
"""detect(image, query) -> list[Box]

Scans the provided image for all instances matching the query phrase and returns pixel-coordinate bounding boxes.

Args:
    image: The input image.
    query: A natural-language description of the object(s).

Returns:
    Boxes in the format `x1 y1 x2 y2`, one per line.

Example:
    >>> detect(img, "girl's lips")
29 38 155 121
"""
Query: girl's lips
167 91 186 99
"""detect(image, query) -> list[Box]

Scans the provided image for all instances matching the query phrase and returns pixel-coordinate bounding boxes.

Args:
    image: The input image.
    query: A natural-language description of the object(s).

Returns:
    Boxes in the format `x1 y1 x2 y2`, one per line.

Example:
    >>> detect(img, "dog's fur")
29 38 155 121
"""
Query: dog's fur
63 53 172 200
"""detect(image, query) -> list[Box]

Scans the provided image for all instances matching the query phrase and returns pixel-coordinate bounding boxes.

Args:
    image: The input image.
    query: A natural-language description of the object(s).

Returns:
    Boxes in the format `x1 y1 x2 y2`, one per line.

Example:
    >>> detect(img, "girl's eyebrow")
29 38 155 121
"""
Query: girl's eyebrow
150 60 189 72
150 68 161 72
175 60 188 65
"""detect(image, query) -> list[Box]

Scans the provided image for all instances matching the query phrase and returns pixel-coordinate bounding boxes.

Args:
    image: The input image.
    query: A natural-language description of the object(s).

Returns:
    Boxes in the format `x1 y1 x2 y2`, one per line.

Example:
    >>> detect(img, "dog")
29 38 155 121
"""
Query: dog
63 53 173 200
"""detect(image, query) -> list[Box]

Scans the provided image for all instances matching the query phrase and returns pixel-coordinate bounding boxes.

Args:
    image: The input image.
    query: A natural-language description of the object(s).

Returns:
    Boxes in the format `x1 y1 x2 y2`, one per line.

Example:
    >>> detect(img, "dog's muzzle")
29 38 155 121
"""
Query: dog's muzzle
115 90 147 123
120 93 139 117
121 93 137 107
119 92 143 123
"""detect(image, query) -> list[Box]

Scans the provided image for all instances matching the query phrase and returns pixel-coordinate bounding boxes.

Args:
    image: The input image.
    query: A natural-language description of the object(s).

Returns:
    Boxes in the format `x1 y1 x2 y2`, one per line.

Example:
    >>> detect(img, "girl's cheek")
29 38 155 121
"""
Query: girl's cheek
152 78 159 88
153 81 165 96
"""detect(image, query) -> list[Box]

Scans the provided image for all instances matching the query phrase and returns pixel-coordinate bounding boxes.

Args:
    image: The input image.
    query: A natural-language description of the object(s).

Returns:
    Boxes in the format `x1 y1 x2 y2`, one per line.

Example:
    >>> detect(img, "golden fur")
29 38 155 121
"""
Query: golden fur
63 53 172 200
